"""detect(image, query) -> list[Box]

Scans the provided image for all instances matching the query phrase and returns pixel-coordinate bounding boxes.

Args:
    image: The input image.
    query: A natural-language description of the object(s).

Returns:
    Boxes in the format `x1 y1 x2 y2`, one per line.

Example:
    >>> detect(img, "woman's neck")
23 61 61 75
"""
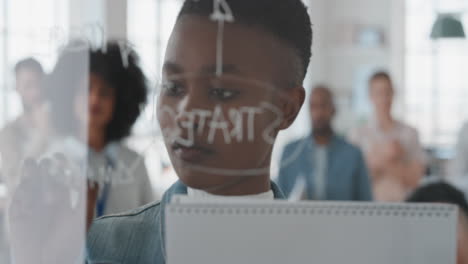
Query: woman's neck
205 175 271 196
313 126 333 145
88 128 106 151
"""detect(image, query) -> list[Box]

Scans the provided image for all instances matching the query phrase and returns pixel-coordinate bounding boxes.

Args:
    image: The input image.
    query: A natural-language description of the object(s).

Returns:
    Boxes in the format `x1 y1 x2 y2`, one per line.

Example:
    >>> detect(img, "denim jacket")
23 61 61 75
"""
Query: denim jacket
86 180 285 264
276 134 373 201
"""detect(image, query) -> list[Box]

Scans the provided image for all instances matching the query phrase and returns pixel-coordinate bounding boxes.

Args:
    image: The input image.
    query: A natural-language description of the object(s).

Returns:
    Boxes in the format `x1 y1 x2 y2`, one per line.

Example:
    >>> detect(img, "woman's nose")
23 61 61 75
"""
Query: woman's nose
175 94 204 132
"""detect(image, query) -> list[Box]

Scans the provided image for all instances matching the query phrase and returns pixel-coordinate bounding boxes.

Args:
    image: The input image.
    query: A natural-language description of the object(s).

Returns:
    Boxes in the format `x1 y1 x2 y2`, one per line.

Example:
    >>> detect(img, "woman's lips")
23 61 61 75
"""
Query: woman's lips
172 143 213 162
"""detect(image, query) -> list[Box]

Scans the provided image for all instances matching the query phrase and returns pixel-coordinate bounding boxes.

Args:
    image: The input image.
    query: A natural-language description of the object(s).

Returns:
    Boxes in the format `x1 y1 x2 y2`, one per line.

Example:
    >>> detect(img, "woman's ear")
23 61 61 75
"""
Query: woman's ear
278 86 305 130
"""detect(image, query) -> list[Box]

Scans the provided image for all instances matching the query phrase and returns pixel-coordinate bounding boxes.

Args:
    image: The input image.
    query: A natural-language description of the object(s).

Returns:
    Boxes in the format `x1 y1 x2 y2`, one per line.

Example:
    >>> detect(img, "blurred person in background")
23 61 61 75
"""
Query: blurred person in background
277 85 372 201
1 58 50 263
0 58 48 193
46 41 154 221
406 182 468 264
349 71 426 202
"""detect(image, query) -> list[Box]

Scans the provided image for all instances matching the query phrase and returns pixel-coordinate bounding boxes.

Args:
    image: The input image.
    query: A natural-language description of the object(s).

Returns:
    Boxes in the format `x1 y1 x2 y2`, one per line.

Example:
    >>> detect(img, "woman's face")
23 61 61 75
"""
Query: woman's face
75 73 115 132
370 78 393 117
157 16 297 192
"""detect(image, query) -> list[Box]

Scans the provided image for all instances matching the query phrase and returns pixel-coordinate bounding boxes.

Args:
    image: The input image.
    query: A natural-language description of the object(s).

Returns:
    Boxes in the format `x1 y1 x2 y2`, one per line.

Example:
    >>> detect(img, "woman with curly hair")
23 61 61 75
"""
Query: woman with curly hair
47 41 154 219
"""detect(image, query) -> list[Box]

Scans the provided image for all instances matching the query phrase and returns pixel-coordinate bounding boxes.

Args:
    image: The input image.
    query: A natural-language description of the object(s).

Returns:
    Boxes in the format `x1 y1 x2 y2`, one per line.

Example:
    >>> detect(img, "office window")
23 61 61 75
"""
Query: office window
128 0 183 84
127 0 184 195
0 0 69 126
405 0 468 147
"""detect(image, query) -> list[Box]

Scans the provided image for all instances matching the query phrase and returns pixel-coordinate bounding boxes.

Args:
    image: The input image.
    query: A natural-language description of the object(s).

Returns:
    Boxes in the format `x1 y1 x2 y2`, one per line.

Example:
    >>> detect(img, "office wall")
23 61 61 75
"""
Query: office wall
304 0 405 134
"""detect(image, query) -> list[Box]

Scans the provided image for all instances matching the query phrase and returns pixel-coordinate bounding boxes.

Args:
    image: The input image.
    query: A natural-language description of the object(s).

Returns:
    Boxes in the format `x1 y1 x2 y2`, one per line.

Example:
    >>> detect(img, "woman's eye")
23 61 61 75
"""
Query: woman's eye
162 81 185 97
210 88 239 101
99 87 115 98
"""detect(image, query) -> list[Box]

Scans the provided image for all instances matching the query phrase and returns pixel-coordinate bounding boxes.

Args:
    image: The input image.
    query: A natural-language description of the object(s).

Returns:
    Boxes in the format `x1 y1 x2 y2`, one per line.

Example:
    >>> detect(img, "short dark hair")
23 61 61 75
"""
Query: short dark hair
369 71 393 86
14 57 44 75
178 0 312 84
48 41 148 142
406 182 468 218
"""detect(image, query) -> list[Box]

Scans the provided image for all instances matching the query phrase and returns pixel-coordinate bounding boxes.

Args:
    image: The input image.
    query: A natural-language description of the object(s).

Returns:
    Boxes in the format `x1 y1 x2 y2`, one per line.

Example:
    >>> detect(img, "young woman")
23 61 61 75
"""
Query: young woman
47 41 154 218
349 72 427 201
87 0 312 263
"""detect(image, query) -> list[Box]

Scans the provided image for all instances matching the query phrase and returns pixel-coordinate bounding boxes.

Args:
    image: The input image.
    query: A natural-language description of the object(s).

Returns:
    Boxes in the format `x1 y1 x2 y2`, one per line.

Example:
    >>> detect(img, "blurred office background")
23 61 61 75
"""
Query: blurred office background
0 0 468 196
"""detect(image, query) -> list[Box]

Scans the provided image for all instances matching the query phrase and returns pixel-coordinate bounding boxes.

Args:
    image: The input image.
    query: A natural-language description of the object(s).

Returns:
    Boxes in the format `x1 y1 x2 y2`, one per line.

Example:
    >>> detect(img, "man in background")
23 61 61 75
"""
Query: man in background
277 85 372 201
0 58 47 191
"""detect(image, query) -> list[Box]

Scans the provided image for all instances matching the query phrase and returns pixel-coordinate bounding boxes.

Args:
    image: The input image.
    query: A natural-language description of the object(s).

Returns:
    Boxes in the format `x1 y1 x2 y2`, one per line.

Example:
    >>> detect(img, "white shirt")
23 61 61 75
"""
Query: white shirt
349 119 427 201
46 138 155 215
187 187 274 200
93 143 155 215
349 119 427 164
0 116 50 193
313 146 327 200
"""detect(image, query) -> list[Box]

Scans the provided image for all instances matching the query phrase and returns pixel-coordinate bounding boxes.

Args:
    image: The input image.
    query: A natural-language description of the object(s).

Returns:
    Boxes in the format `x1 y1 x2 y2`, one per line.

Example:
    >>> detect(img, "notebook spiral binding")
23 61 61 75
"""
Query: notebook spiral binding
168 203 455 218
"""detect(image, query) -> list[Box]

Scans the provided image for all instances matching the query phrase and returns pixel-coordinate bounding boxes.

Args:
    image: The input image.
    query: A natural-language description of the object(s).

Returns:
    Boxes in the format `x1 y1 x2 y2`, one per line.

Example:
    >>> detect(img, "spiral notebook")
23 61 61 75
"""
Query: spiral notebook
166 198 458 264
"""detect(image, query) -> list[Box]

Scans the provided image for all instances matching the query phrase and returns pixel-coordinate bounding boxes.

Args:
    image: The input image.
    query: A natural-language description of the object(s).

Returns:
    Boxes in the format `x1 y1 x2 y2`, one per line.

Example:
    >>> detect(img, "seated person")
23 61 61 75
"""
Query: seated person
86 0 312 263
406 182 468 264
349 71 426 202
277 85 372 201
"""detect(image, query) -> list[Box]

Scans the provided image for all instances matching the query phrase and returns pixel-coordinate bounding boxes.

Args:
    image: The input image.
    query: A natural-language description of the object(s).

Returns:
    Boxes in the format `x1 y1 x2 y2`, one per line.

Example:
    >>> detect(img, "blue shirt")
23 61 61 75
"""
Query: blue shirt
86 181 285 264
276 134 373 201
